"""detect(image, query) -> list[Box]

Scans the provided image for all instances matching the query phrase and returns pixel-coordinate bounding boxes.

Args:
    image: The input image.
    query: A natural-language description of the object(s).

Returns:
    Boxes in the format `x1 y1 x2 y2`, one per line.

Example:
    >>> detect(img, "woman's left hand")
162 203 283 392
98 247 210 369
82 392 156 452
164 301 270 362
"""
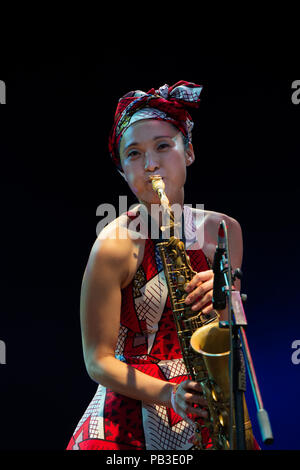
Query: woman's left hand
184 269 214 315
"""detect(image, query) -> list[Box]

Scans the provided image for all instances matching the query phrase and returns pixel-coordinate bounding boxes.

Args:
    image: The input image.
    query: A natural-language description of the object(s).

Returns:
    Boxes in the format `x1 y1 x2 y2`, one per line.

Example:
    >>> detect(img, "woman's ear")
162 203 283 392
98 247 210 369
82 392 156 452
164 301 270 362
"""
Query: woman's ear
185 143 195 167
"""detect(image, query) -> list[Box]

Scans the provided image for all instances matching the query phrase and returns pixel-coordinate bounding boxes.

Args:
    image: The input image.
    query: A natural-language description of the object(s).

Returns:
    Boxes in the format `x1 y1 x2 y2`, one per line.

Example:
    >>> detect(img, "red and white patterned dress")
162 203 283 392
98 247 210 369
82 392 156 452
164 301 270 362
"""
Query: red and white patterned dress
66 206 212 450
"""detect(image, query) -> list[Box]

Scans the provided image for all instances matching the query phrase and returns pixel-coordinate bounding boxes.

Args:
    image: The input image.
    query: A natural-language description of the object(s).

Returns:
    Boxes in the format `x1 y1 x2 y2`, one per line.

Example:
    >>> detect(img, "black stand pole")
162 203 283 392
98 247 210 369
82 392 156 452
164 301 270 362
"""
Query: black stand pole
231 324 247 449
216 220 274 449
222 224 246 450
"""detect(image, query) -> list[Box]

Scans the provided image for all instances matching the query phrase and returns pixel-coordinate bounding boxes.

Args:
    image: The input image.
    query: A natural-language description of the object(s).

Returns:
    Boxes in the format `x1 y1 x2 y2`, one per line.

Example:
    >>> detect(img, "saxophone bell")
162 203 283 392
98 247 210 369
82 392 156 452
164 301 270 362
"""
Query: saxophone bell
190 320 231 402
190 320 230 358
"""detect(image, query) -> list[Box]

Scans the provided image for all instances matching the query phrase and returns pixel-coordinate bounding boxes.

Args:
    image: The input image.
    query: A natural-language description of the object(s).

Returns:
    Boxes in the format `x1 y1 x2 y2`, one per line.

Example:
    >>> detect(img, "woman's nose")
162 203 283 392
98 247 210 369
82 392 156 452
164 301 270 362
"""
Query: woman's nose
144 151 160 171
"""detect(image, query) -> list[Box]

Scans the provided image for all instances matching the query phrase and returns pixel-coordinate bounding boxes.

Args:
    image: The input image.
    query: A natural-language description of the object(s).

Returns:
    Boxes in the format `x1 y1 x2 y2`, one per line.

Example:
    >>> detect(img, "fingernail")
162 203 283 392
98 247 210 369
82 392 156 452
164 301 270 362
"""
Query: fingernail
185 296 192 304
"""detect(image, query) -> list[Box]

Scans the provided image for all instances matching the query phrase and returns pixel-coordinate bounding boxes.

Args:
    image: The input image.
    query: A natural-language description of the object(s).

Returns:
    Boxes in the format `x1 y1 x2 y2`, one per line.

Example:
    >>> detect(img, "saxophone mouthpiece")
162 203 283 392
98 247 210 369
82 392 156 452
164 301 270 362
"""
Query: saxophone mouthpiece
149 175 170 211
149 175 165 192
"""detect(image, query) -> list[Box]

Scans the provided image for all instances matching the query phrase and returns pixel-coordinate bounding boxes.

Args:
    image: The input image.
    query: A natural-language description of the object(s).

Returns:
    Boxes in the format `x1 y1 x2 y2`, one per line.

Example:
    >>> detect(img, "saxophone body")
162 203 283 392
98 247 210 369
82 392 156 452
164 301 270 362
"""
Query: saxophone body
150 175 254 450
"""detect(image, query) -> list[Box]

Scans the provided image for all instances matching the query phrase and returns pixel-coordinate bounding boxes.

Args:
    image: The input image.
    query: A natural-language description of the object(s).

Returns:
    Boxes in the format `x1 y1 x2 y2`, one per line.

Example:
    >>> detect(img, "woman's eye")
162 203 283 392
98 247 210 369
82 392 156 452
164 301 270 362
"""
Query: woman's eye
127 150 140 158
157 142 170 150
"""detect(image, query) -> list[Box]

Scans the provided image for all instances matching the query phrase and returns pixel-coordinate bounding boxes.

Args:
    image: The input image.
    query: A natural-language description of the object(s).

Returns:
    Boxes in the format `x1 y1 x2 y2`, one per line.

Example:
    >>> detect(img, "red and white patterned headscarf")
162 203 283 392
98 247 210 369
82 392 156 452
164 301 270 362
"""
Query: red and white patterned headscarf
108 80 203 171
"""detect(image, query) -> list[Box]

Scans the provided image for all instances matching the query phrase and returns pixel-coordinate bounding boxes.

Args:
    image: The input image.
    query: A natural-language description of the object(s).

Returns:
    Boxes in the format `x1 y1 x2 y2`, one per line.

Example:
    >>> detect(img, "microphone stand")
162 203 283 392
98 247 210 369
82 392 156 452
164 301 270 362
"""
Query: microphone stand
214 220 274 449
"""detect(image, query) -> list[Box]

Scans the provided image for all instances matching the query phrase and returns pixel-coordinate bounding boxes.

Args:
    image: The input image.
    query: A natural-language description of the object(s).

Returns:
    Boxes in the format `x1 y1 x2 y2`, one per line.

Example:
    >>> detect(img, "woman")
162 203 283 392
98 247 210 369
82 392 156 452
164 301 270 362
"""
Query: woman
66 81 246 450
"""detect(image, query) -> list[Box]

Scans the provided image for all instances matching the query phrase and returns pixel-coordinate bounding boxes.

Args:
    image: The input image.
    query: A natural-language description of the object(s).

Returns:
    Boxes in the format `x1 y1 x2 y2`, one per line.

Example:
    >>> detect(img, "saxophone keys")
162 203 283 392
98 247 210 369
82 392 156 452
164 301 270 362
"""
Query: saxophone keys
176 274 186 287
211 383 223 403
211 388 218 402
218 409 229 430
216 434 230 450
177 241 185 252
175 256 184 267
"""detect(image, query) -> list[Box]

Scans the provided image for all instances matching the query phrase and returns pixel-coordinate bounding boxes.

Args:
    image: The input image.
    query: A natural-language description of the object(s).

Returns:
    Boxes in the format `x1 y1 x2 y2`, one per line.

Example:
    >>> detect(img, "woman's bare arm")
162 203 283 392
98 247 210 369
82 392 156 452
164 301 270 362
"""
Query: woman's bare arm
80 234 177 408
183 214 244 321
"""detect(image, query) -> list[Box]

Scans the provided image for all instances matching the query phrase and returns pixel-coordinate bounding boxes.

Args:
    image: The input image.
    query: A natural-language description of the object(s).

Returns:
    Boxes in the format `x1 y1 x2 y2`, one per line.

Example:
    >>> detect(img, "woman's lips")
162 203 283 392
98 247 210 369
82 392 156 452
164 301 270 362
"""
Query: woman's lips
146 176 165 183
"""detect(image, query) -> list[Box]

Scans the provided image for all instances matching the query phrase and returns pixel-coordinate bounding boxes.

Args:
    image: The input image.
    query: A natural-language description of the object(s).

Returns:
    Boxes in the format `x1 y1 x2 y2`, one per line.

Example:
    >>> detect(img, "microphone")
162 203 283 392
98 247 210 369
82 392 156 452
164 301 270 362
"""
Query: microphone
212 221 227 310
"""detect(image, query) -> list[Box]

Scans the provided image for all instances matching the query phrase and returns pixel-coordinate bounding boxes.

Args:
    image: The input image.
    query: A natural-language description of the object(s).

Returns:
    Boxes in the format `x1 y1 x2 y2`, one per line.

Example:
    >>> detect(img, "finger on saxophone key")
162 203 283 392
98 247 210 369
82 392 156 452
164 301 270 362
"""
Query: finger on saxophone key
188 381 204 394
196 408 208 418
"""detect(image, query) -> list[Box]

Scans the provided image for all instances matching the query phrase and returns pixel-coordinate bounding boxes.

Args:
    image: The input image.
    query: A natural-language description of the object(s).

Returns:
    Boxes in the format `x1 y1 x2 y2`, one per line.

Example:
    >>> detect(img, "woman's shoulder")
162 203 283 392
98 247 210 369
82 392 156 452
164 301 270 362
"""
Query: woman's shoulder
96 204 143 241
189 206 241 232
187 206 242 263
86 205 145 285
189 208 243 278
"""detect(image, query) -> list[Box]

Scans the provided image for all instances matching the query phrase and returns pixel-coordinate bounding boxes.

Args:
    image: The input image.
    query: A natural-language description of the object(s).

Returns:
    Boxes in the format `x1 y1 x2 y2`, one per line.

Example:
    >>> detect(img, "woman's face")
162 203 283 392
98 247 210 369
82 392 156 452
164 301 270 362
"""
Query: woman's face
119 119 194 209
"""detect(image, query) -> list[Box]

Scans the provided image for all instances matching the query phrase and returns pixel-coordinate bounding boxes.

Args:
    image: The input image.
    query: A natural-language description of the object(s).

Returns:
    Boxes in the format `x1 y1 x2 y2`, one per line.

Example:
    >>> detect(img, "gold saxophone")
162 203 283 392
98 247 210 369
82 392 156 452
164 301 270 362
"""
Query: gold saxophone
150 175 254 450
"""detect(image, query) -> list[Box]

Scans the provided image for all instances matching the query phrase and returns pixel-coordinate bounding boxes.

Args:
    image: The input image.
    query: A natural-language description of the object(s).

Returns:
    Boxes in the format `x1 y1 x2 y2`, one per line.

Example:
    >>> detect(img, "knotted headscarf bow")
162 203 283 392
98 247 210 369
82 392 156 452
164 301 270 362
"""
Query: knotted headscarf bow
108 80 203 170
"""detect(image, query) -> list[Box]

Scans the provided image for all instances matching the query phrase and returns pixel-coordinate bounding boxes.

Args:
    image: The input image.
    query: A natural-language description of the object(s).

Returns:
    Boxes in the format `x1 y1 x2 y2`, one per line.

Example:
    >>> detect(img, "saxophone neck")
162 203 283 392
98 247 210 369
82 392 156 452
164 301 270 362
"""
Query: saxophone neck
149 175 174 233
157 189 170 210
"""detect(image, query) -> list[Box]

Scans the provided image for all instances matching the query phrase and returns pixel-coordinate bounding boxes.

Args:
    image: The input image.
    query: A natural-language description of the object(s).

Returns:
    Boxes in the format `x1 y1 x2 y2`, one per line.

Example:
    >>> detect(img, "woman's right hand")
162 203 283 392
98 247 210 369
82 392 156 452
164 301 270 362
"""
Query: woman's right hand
170 380 208 427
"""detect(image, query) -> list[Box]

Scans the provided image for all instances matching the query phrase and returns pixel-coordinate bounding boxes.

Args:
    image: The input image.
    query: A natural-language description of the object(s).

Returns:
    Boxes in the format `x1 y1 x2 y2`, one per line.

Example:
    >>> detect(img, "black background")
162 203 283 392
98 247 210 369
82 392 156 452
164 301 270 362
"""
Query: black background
0 47 299 451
